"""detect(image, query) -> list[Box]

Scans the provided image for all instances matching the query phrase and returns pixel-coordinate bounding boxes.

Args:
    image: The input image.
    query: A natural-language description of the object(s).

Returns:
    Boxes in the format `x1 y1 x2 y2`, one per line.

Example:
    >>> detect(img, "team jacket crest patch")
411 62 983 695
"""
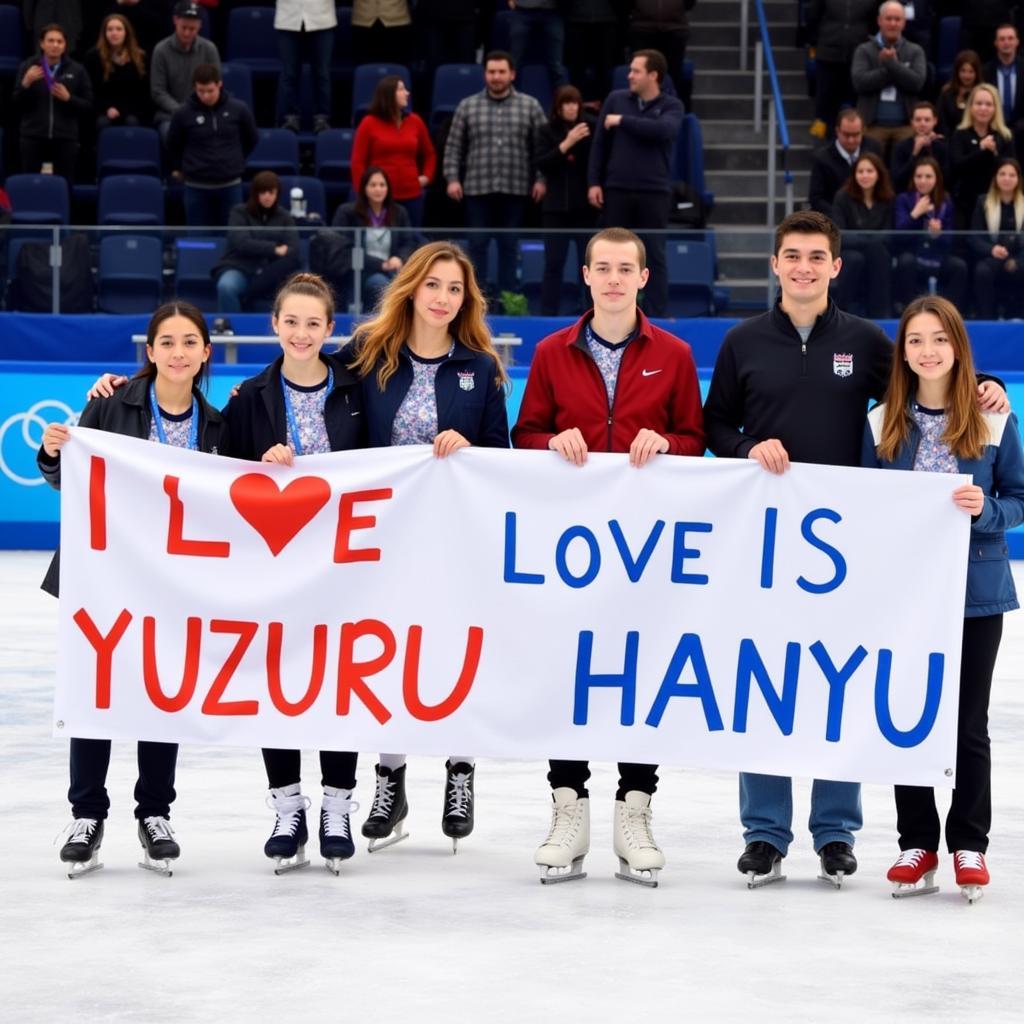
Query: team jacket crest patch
458 371 475 391
833 353 853 378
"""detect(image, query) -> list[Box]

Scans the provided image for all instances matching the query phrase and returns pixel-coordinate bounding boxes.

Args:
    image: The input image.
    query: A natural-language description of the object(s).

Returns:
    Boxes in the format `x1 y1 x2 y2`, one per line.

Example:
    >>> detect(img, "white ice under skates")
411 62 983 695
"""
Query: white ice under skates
535 787 590 884
613 791 665 887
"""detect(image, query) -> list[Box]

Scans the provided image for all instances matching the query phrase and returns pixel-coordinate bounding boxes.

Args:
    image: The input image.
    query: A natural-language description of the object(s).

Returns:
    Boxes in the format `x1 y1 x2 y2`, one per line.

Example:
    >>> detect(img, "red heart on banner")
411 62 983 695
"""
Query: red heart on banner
229 474 332 556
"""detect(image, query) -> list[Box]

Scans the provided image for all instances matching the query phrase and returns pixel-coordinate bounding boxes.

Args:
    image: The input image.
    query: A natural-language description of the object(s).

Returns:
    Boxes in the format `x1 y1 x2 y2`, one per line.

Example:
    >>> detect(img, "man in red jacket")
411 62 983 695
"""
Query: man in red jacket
512 226 704 887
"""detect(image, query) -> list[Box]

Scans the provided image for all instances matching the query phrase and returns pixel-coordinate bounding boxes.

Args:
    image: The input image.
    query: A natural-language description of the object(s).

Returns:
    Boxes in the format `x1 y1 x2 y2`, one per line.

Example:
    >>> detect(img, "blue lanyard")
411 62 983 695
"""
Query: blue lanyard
281 366 333 455
149 385 198 450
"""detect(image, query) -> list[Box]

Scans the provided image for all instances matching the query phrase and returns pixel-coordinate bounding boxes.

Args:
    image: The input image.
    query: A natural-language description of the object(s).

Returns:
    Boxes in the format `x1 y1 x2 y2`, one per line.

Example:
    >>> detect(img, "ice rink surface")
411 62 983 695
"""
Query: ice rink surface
3 551 1023 1024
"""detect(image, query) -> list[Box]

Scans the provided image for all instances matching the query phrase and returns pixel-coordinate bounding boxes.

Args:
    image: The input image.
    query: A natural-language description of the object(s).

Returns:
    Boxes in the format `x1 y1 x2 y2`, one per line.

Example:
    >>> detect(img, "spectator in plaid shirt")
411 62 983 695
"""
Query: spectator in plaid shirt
444 50 548 300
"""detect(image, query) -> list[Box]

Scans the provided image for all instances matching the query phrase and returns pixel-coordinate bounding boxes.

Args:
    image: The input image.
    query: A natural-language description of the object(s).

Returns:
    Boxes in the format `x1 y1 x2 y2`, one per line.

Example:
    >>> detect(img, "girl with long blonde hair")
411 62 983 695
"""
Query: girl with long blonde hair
968 158 1024 317
346 240 510 853
950 83 1015 226
863 295 1024 902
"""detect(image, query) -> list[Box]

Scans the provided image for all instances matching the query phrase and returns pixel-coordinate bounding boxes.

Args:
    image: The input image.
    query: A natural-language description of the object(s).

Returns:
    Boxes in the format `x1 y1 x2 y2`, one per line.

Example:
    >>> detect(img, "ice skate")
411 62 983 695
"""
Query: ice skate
886 848 939 898
954 850 989 904
58 818 104 879
264 784 311 875
137 816 180 877
817 841 857 889
441 761 475 854
535 787 589 884
737 841 786 888
320 787 359 875
613 791 664 888
362 764 409 852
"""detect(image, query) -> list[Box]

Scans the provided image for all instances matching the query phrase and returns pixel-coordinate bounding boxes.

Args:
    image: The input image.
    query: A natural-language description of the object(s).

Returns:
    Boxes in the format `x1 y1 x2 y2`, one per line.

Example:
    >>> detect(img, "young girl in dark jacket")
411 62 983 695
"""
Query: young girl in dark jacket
38 301 228 878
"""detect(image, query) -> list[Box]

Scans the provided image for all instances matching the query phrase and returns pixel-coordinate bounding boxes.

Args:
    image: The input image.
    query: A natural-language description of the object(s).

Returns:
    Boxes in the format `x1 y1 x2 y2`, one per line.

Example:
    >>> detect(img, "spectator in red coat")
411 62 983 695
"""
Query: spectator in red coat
351 75 436 226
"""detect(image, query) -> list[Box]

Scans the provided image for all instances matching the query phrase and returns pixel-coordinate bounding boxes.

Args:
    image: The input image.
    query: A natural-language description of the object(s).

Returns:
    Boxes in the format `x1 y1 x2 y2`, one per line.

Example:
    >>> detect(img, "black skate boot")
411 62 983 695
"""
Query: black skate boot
737 841 786 888
320 787 358 874
441 761 475 853
59 818 104 879
362 764 409 852
138 816 180 876
264 785 311 874
818 841 857 889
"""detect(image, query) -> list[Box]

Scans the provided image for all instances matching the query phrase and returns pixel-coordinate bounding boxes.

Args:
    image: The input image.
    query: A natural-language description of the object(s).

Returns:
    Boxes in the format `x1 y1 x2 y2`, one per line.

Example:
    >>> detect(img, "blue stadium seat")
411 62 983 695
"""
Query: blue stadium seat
665 240 716 316
247 129 301 177
352 63 411 125
430 64 484 130
278 176 328 223
221 63 255 113
97 127 161 178
98 236 164 313
226 7 283 74
98 175 165 227
517 66 553 112
315 129 354 211
175 237 227 311
936 17 962 83
5 174 70 224
678 113 714 209
0 5 22 78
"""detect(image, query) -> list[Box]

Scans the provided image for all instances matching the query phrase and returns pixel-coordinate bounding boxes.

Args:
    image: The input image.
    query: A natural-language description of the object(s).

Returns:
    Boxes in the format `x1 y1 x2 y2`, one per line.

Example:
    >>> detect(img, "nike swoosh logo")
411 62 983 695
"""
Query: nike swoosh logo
641 369 663 377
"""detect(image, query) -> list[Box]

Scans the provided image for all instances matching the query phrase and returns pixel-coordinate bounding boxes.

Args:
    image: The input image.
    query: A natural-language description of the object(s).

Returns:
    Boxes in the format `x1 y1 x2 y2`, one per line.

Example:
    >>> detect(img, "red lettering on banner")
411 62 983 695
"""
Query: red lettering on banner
267 622 328 716
403 626 484 722
89 456 107 551
337 619 395 723
73 607 132 709
143 615 202 712
202 620 260 716
164 476 231 558
334 489 393 563
229 473 332 556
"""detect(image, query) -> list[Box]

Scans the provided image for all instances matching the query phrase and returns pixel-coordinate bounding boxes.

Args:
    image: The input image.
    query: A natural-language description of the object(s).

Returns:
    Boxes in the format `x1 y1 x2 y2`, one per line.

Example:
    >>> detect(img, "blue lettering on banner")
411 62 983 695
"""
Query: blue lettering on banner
731 638 801 735
573 630 638 726
555 526 601 589
608 518 665 583
644 633 725 731
874 650 944 748
760 507 778 589
797 508 847 594
810 641 868 743
502 511 545 585
670 522 713 585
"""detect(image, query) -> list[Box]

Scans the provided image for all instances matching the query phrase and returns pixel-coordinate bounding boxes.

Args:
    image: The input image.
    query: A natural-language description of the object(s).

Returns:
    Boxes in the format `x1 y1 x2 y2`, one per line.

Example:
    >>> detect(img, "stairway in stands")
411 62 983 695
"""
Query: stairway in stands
687 0 814 310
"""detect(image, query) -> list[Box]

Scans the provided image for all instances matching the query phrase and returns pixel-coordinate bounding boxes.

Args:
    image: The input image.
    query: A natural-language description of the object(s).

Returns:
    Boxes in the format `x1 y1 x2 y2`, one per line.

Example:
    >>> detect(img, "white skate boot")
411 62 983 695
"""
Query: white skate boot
535 787 590 884
613 791 665 888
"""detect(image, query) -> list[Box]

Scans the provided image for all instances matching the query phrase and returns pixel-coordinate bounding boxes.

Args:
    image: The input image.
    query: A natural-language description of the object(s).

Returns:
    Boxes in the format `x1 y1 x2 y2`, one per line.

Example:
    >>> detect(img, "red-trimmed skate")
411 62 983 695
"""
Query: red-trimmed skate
887 848 939 898
953 851 989 904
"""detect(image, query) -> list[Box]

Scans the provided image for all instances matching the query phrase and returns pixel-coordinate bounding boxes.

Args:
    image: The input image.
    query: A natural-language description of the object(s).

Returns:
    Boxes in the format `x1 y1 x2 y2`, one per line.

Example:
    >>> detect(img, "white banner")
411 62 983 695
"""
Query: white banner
54 429 972 787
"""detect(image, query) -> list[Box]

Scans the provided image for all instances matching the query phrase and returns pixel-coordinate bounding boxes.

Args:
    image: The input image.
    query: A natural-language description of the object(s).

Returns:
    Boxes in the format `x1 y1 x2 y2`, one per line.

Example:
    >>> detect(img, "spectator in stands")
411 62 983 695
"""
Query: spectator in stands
890 101 948 193
961 2 1016 64
444 51 547 304
806 0 877 141
275 0 335 135
506 1 568 90
212 170 301 313
167 63 258 227
893 156 967 311
416 0 478 76
12 23 93 183
937 50 984 139
808 109 883 220
352 76 436 227
87 3 176 61
315 166 415 311
537 84 596 316
151 1 220 143
23 2 83 55
984 23 1024 157
830 151 894 318
969 157 1024 317
627 1 696 84
84 13 151 131
564 1 621 103
850 1 927 163
949 83 1014 226
351 0 412 67
588 48 683 319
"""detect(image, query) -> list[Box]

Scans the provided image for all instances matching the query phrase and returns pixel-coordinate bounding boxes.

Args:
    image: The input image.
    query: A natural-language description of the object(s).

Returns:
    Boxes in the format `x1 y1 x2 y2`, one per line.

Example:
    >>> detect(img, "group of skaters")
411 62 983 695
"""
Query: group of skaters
38 211 1023 902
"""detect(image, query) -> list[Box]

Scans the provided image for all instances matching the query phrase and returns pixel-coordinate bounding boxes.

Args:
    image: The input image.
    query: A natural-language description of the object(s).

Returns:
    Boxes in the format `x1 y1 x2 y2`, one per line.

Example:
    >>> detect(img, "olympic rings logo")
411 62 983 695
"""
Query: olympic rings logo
0 400 79 486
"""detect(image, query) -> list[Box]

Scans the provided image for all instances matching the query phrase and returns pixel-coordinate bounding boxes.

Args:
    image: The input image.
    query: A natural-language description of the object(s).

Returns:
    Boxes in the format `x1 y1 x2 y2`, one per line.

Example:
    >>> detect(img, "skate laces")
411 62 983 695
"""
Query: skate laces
55 818 97 846
893 848 930 868
142 816 174 842
321 796 359 838
369 775 395 820
621 804 658 851
545 801 583 847
955 850 984 871
445 772 473 819
266 791 310 837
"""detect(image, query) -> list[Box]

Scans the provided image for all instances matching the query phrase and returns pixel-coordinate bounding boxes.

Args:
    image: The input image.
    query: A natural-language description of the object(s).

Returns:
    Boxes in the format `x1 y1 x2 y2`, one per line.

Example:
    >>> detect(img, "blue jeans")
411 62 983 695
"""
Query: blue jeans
276 27 334 120
739 773 862 855
183 183 243 228
508 10 567 88
216 268 248 312
464 193 528 298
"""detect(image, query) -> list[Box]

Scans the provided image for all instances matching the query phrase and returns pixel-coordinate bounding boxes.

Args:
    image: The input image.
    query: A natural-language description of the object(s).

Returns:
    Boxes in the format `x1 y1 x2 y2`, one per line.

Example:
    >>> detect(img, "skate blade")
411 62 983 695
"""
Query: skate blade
367 823 408 853
65 858 103 880
538 857 587 884
746 866 786 889
138 857 174 877
961 885 985 904
272 847 309 875
615 868 660 888
451 838 458 855
890 873 939 898
817 870 844 890
324 857 349 876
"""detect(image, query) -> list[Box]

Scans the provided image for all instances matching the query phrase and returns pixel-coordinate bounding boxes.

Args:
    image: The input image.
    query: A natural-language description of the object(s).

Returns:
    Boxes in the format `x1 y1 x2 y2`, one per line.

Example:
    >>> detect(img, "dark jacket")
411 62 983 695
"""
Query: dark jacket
537 113 596 214
863 404 1024 617
949 127 1015 220
984 56 1024 127
629 0 696 33
221 352 366 462
893 190 956 262
83 47 152 125
588 88 685 193
889 134 948 193
166 89 258 185
319 202 416 278
342 340 510 450
807 0 877 63
830 190 894 238
808 135 883 218
12 54 93 142
969 195 1024 258
36 376 229 598
215 203 300 278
